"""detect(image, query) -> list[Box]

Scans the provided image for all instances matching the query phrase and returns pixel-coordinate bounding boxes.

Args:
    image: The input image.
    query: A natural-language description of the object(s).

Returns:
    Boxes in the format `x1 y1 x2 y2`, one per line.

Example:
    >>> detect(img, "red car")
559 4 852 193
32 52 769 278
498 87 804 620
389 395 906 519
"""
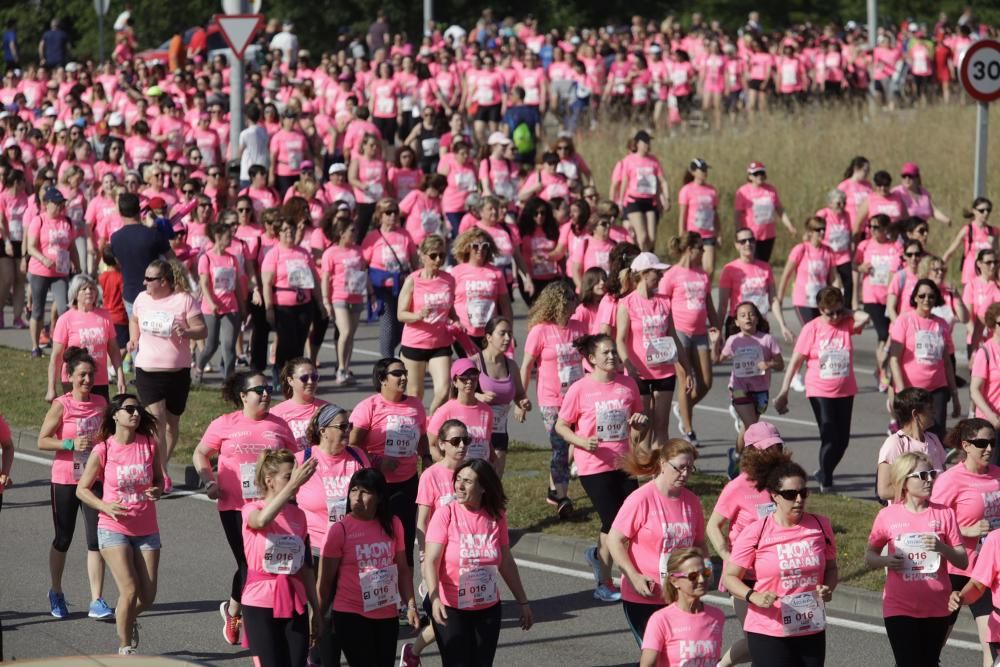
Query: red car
137 22 262 67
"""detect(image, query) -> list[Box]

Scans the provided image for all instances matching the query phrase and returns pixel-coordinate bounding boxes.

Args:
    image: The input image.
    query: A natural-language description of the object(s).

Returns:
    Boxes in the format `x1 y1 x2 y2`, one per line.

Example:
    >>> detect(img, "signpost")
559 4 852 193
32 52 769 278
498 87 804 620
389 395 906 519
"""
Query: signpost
960 39 1000 198
94 0 110 62
216 10 264 162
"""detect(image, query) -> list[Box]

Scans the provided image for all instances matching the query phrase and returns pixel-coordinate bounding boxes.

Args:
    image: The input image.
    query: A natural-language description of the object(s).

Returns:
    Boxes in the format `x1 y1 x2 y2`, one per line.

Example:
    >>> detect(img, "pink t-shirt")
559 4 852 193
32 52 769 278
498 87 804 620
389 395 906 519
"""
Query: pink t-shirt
596 294 619 335
269 129 308 177
722 332 781 393
816 207 853 265
322 514 406 618
400 190 444 246
837 178 872 227
793 316 859 398
416 462 458 516
198 251 243 315
52 308 116 386
132 291 200 370
617 153 664 202
572 302 601 335
963 276 1000 324
659 266 710 335
729 513 836 637
293 446 370 549
557 374 642 476
426 399 493 460
27 214 76 277
450 263 505 337
719 259 773 316
269 398 329 451
855 239 900 305
620 291 677 380
734 183 782 241
321 244 367 304
199 412 296 512
610 483 705 604
970 531 1000 641
360 228 415 273
425 502 509 611
241 501 310 610
787 243 836 308
973 340 1000 418
261 245 316 307
400 271 456 349
581 236 614 274
678 182 718 238
91 434 160 536
867 502 961 618
441 160 478 214
889 311 954 391
50 393 107 485
350 394 426 483
930 463 1000 576
713 473 777 550
521 229 561 280
641 603 725 666
877 431 947 471
523 320 587 407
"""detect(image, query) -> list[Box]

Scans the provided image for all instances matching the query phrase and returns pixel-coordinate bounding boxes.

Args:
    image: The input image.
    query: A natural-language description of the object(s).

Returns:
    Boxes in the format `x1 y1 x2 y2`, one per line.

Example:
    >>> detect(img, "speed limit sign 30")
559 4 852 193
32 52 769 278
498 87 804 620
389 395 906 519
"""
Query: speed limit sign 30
961 39 1000 103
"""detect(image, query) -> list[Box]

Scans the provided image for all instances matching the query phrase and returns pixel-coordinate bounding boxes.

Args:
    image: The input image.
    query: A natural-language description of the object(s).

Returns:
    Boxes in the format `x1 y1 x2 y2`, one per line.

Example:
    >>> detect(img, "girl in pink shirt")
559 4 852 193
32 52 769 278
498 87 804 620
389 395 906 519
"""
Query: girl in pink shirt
319 215 369 386
640 547 725 667
777 217 839 321
609 132 669 253
400 174 446 246
866 452 967 667
516 198 563 298
676 160 719 276
26 191 78 354
573 268 608 334
962 249 1000 355
971 304 1000 425
76 394 164 656
699 41 727 129
876 388 948 500
578 216 616 284
192 370 297 645
423 459 533 666
556 334 647 602
723 457 837 665
951 531 1000 664
450 228 513 342
855 215 900 387
270 358 328 451
427 359 495 461
37 348 111 619
239 449 322 667
732 165 795 262
195 222 246 382
886 239 925 324
942 197 996 286
837 156 873 231
438 141 478 234
816 189 854 303
857 171 909 228
608 440 706 644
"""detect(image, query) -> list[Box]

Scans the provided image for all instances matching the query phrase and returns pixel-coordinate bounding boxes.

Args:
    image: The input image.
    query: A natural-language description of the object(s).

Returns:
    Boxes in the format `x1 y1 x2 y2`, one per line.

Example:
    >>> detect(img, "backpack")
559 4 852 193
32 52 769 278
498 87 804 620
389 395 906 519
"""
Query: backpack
512 121 534 154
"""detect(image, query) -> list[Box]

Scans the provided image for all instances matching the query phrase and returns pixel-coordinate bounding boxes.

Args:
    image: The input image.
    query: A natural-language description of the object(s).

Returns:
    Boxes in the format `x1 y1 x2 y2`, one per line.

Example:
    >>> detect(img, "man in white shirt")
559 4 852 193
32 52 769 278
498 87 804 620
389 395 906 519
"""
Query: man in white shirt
237 103 269 187
269 21 299 67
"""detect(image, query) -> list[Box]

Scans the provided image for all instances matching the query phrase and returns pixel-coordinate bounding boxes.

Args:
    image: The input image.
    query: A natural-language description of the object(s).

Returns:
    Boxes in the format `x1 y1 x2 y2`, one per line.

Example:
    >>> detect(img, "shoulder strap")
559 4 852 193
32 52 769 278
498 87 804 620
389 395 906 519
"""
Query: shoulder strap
345 445 366 468
810 513 832 546
753 514 769 550
378 229 405 269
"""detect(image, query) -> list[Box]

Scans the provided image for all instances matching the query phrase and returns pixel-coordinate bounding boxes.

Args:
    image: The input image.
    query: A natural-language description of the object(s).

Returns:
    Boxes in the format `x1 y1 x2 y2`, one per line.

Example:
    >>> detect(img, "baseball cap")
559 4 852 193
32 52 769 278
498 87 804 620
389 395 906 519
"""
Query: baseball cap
43 107 58 117
487 131 511 146
744 422 783 450
450 358 479 378
630 252 669 273
43 187 65 203
690 158 710 171
747 161 766 174
108 112 124 127
648 44 663 54
900 162 920 177
328 163 347 175
148 196 167 210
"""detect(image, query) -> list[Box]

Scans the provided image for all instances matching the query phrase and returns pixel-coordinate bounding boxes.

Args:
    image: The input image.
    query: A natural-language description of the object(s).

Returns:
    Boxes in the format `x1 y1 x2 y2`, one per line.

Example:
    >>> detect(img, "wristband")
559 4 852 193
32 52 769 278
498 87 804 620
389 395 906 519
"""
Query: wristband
62 438 75 451
517 600 530 606
745 588 754 604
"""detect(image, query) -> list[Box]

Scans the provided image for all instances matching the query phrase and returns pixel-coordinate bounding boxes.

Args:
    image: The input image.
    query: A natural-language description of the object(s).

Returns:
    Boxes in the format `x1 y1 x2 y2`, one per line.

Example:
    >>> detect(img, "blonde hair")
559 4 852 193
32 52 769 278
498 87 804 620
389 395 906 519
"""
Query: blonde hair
661 547 706 604
419 233 446 255
168 259 194 294
621 438 698 478
453 228 494 263
890 452 932 502
526 281 576 328
254 449 296 495
916 254 943 280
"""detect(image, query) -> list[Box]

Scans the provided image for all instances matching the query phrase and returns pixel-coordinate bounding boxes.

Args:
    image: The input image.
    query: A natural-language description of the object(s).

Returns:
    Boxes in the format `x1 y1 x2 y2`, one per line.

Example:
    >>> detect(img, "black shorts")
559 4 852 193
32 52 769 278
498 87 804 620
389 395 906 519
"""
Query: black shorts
372 116 398 143
950 574 994 621
0 240 22 259
579 470 638 533
491 432 509 452
863 302 890 342
400 345 452 363
474 104 502 123
624 198 656 215
748 79 766 91
702 236 717 247
135 367 191 416
636 376 676 396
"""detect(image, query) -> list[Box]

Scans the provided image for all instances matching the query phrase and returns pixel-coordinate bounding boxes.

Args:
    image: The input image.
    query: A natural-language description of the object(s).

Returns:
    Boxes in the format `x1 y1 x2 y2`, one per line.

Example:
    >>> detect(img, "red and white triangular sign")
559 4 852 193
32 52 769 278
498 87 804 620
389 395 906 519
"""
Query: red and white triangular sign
216 14 264 59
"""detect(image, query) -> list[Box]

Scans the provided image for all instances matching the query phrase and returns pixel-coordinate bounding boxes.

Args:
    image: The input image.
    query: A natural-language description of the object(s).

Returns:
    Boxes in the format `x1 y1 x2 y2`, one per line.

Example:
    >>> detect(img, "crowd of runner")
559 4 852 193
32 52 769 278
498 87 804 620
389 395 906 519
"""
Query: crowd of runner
1 7 1000 667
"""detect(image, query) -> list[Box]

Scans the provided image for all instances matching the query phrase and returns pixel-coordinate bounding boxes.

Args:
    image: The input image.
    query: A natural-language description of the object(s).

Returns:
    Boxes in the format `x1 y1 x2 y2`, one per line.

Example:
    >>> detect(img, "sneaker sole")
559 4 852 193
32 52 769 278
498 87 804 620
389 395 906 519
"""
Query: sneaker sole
88 611 114 619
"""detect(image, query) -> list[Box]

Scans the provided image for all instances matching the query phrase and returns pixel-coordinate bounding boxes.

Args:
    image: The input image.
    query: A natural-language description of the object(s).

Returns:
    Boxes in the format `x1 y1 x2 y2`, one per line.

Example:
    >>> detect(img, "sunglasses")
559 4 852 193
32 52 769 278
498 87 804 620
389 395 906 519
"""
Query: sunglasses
455 372 480 382
386 369 408 378
297 372 320 383
119 404 141 415
445 436 472 446
775 488 809 501
471 242 490 251
237 207 252 213
822 309 844 319
810 227 826 234
182 189 195 195
868 223 881 229
426 252 443 261
967 438 994 449
906 469 939 482
208 171 220 177
736 237 755 245
915 227 929 234
984 260 997 266
904 252 923 258
383 209 400 215
914 292 936 300
670 567 714 583
976 208 993 214
325 421 353 432
245 384 273 395
143 274 163 282
668 461 696 474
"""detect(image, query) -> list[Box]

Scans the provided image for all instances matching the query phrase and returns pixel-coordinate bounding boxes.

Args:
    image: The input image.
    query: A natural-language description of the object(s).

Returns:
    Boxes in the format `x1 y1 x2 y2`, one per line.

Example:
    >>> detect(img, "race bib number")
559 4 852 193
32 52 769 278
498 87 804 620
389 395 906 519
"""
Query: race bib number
288 148 302 171
490 403 510 434
72 450 90 481
914 329 943 364
421 137 440 156
346 268 367 295
360 564 400 612
381 245 401 272
752 197 774 226
818 348 850 380
213 266 236 293
326 496 347 524
240 462 259 499
755 502 777 519
458 565 498 609
476 87 493 104
781 63 798 86
870 257 892 286
385 415 418 458
632 85 648 103
895 532 940 577
671 70 688 85
805 281 822 308
286 259 315 289
733 346 764 378
635 169 656 195
139 310 173 337
367 183 384 201
375 96 394 115
645 336 678 366
262 533 305 575
781 591 825 637
555 343 583 393
596 406 628 442
420 210 442 234
693 206 714 231
54 249 70 275
827 226 850 253
8 215 22 241
467 298 494 329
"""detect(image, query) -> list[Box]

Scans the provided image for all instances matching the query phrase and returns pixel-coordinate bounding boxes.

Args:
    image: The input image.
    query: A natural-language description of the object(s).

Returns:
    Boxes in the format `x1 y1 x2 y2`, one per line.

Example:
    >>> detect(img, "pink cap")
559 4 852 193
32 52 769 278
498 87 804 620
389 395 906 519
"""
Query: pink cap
747 161 766 174
744 422 783 450
450 358 479 378
900 162 920 177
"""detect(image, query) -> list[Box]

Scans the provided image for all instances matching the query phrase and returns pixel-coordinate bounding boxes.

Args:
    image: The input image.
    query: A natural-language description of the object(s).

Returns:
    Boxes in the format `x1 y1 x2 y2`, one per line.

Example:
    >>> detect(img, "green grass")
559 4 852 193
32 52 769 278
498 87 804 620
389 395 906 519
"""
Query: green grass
503 443 884 592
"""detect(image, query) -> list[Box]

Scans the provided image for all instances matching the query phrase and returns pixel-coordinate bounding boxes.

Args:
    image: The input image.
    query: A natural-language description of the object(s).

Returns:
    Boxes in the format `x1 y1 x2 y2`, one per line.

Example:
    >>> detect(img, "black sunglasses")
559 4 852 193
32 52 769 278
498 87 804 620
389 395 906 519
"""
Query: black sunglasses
245 384 273 395
143 274 163 282
426 252 443 261
325 421 352 432
914 292 936 300
297 372 320 383
967 438 994 449
119 404 141 415
904 252 923 258
445 436 471 446
386 369 408 378
775 488 809 501
736 237 755 245
976 208 993 214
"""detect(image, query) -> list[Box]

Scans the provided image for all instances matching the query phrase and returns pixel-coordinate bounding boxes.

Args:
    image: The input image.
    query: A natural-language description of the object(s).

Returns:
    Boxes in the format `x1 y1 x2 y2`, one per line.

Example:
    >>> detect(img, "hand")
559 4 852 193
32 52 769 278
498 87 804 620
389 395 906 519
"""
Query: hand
780 325 794 343
518 603 534 630
431 598 448 625
127 339 137 354
289 457 318 491
629 413 649 428
251 289 263 306
205 481 220 500
42 257 55 269
117 374 128 396
708 328 721 343
683 373 695 393
750 590 778 608
406 607 420 628
145 486 162 500
948 590 963 612
581 436 599 452
628 572 657 598
0 473 10 491
514 404 527 423
74 435 92 451
381 457 400 474
417 306 432 321
816 585 833 602
524 277 535 297
172 321 189 339
977 519 991 537
774 393 789 415
325 303 336 320
45 388 55 403
478 391 497 404
102 501 128 520
884 552 906 571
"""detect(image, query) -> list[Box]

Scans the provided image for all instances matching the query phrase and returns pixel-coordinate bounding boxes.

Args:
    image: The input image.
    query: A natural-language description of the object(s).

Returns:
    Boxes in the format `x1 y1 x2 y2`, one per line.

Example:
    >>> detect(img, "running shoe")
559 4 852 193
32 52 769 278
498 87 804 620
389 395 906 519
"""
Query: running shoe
584 546 602 587
118 647 137 656
333 368 348 386
30 347 43 359
556 497 573 520
203 363 215 373
131 621 140 648
162 474 173 495
235 355 250 369
569 461 579 479
684 431 700 448
48 590 69 618
728 404 741 435
791 372 806 393
220 601 241 645
344 371 357 386
88 598 114 619
400 643 421 667
546 489 560 506
593 583 622 603
727 448 741 480
39 326 51 346
11 317 27 329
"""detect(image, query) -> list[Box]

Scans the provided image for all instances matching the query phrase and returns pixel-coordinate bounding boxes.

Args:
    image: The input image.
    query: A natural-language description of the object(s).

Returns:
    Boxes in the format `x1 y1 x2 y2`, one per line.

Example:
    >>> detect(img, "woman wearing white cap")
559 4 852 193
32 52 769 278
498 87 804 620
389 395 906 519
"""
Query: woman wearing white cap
733 162 796 263
707 422 785 667
616 252 694 448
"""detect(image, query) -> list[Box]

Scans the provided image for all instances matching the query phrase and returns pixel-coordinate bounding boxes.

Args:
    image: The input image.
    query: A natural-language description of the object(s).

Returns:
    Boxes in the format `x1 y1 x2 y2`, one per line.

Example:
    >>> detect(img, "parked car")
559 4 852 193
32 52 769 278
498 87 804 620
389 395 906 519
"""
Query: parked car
137 22 263 67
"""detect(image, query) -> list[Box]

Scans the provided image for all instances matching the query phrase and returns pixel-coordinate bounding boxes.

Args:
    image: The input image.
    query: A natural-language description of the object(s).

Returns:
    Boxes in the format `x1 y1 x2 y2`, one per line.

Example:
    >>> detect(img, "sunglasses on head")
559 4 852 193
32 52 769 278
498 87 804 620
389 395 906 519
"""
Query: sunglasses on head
245 384 273 396
670 566 714 583
119 404 141 415
297 372 320 383
906 469 938 482
967 438 994 449
445 436 471 446
775 488 809 501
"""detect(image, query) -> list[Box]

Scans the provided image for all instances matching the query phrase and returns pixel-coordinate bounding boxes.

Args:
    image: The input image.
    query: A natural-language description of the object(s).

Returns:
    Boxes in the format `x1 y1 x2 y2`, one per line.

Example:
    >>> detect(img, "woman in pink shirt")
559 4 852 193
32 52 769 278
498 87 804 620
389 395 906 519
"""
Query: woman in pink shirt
931 418 1000 657
574 267 608 334
640 547 725 667
894 162 951 226
270 357 328 451
717 229 792 341
723 455 837 666
676 159 719 277
37 347 111 621
857 171 909 228
347 134 389 239
450 228 513 345
522 281 588 517
815 188 854 306
609 131 669 253
837 156 873 232
76 394 164 656
516 197 563 304
732 162 796 263
361 198 418 358
867 451 966 667
942 197 995 287
876 388 948 500
964 249 1000 360
777 217 840 324
855 214 899 388
971 303 1000 430
775 287 870 491
886 239 926 324
608 439 706 644
238 448 322 667
949 529 1000 667
128 259 206 486
0 169 29 330
319 214 369 386
369 61 403 147
746 39 773 117
400 173 446 246
26 187 78 357
888 279 959 440
556 333 648 602
195 222 246 383
398 234 458 414
191 370 297 646
427 358 494 461
438 140 478 237
706 423 785 666
423 459 533 666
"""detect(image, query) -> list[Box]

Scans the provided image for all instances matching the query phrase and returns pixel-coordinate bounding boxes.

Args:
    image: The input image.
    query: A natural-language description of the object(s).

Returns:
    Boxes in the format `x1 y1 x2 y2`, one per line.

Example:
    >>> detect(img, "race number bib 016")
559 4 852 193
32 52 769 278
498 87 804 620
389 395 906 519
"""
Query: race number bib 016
262 534 305 575
781 591 825 636
595 406 628 442
733 346 764 378
360 564 400 612
895 533 940 577
384 415 418 458
818 348 850 380
140 310 174 337
458 565 498 609
645 336 678 366
240 462 259 499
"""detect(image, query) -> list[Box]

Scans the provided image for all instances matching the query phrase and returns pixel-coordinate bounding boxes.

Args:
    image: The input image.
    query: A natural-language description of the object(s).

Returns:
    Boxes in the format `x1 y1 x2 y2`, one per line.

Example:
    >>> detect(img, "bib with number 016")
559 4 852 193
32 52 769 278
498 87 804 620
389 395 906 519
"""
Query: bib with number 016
595 406 628 442
360 564 400 612
384 415 419 458
781 591 825 636
733 346 764 378
645 336 678 366
458 565 498 609
140 310 174 337
262 533 305 575
895 532 940 575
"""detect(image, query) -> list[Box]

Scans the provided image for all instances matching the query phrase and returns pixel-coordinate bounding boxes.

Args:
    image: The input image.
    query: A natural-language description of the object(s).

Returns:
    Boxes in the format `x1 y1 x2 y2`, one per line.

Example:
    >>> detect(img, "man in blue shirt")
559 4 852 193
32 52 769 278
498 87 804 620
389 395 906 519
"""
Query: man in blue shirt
2 19 17 72
38 18 70 68
502 86 541 166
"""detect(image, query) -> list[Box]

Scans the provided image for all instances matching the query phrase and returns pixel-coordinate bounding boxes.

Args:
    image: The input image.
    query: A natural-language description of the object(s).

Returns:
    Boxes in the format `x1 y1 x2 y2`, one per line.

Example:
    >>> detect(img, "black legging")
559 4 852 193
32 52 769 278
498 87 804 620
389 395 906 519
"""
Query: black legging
884 615 950 667
309 300 331 353
927 385 950 442
387 474 418 567
51 482 102 552
249 301 271 374
431 602 502 667
309 552 341 667
242 604 308 667
808 395 854 488
373 286 403 359
754 237 776 263
333 611 399 667
622 599 664 646
273 302 313 383
355 204 376 244
746 630 825 667
836 261 853 309
219 510 247 604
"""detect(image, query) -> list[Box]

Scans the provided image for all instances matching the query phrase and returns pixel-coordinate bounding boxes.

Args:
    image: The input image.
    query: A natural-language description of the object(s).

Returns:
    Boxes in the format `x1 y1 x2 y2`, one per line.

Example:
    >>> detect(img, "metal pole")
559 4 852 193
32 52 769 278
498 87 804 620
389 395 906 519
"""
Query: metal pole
97 11 105 62
423 0 433 37
975 101 989 198
867 0 876 48
227 0 250 163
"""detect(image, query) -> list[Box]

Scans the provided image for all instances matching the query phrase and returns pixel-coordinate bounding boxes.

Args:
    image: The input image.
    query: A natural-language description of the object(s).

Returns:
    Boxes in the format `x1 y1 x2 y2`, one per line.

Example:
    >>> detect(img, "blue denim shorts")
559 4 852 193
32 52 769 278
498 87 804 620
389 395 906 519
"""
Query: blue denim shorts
98 528 161 551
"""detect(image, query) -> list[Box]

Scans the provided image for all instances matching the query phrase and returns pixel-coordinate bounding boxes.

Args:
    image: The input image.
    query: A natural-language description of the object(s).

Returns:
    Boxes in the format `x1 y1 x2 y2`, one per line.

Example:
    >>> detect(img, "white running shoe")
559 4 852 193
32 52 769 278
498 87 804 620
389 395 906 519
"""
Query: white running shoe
791 372 806 393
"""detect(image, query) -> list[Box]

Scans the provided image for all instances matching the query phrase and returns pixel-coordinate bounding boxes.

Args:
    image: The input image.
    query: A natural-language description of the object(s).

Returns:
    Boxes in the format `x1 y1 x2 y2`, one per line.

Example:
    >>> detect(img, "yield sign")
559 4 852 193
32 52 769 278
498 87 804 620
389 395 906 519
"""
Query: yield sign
216 14 264 59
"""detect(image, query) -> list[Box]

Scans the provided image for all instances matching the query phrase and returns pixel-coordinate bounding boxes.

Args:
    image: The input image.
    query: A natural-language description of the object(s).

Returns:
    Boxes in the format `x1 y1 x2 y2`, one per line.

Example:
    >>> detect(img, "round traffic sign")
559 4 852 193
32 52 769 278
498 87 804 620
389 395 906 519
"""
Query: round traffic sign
961 39 1000 103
